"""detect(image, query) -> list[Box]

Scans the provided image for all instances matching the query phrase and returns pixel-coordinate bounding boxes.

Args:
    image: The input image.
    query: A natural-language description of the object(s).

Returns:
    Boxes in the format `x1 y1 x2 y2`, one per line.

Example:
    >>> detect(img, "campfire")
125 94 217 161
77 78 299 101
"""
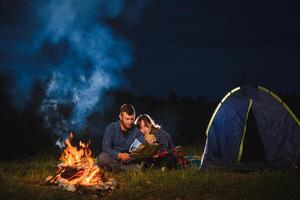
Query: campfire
46 133 117 192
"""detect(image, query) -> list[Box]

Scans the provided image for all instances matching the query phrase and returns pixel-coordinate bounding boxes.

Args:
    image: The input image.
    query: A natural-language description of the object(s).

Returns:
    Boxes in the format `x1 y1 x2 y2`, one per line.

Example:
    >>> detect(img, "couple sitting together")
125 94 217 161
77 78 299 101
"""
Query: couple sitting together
97 104 177 171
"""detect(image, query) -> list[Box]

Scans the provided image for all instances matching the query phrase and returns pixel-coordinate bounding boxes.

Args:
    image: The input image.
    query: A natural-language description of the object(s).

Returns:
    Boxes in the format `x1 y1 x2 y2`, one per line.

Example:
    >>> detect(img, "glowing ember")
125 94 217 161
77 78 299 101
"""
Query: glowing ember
46 133 117 192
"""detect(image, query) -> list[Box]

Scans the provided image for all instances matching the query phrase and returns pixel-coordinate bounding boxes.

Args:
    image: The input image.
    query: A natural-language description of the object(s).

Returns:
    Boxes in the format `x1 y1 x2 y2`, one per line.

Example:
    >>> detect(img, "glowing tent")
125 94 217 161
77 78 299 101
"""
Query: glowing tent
200 86 300 170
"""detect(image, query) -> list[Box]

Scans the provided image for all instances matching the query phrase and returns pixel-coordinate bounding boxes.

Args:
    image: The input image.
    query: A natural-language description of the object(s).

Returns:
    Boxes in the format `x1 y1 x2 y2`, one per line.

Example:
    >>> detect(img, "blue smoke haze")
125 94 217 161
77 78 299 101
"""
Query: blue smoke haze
0 0 149 143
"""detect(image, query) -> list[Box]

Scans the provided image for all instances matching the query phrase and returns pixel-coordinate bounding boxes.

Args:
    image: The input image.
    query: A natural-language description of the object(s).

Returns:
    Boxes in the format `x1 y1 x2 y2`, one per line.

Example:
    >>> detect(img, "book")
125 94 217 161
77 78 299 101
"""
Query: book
129 139 161 159
129 139 142 152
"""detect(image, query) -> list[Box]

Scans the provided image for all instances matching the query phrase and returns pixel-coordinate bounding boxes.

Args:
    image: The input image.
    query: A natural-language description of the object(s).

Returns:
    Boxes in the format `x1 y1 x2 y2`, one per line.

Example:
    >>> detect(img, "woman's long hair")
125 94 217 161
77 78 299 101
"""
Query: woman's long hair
135 114 161 134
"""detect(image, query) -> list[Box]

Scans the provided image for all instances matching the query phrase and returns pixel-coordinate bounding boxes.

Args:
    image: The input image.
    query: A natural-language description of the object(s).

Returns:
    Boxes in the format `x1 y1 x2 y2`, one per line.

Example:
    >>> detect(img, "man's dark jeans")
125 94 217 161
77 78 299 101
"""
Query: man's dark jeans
97 152 144 171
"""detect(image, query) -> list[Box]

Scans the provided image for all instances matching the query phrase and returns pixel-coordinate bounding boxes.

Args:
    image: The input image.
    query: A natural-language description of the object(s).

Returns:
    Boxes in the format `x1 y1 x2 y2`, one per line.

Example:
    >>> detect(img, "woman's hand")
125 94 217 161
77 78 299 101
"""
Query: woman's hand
145 134 157 144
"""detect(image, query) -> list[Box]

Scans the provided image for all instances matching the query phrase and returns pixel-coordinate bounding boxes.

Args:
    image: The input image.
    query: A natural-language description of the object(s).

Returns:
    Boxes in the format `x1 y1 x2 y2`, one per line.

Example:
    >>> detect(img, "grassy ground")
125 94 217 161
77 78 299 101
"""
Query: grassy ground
1 151 300 200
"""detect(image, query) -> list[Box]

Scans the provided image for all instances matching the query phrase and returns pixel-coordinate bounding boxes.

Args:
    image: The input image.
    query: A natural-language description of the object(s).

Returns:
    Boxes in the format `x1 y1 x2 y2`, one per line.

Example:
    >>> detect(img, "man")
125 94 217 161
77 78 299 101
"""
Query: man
97 104 144 171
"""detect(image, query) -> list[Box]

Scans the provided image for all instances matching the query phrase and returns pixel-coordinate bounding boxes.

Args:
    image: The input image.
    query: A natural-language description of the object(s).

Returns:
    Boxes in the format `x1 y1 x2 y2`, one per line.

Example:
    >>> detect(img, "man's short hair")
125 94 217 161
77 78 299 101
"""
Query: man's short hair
120 104 135 116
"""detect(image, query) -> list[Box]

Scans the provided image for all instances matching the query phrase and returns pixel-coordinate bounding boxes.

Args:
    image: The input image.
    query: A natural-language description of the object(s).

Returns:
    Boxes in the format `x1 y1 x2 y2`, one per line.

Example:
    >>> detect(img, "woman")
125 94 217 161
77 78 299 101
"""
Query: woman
135 114 177 169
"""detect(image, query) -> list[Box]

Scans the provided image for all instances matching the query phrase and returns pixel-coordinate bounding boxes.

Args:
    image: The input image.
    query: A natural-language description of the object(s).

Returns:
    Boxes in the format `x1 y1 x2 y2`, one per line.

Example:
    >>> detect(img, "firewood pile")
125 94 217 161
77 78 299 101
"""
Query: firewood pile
45 133 117 192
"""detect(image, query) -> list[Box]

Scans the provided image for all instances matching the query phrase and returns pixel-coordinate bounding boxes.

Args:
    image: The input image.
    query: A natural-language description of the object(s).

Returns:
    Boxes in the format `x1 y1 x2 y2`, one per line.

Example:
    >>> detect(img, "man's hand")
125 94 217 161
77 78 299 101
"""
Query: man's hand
118 152 130 161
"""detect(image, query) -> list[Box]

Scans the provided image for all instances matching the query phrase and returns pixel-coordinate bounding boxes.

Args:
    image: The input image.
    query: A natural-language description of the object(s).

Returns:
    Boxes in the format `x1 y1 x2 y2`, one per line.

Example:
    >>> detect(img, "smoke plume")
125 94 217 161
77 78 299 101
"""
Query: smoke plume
0 0 149 145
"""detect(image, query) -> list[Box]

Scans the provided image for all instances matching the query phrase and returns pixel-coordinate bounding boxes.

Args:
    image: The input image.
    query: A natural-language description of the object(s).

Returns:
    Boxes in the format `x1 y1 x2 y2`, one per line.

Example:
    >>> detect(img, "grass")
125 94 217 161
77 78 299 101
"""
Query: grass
1 151 300 200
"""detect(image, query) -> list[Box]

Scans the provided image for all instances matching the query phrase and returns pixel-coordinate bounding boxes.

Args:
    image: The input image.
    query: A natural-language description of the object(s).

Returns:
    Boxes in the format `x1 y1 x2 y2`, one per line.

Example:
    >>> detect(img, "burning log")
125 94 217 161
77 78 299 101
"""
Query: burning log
46 133 117 192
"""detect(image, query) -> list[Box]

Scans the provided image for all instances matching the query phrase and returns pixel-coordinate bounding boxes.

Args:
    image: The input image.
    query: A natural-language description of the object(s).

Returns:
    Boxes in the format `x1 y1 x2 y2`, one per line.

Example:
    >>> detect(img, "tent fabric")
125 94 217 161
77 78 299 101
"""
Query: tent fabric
201 86 300 170
203 93 249 164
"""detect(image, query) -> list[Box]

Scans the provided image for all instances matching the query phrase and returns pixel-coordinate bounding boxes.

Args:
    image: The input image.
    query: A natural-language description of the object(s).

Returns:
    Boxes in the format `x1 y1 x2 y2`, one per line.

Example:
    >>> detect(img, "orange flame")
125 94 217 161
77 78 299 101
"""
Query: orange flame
51 132 104 187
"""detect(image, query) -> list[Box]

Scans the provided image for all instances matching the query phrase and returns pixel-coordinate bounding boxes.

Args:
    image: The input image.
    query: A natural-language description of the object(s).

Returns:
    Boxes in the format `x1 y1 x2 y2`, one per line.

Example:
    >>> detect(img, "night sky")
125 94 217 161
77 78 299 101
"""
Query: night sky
121 0 300 100
1 0 300 101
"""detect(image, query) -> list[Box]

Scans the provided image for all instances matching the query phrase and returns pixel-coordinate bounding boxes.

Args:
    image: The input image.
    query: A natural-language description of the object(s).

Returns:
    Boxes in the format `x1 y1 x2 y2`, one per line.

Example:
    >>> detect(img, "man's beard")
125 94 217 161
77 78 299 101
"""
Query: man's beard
121 121 132 131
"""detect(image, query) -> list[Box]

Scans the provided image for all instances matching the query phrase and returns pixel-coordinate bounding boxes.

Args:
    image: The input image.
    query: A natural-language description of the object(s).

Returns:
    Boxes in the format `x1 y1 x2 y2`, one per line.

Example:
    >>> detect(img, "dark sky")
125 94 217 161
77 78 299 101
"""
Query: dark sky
120 0 300 100
0 0 300 101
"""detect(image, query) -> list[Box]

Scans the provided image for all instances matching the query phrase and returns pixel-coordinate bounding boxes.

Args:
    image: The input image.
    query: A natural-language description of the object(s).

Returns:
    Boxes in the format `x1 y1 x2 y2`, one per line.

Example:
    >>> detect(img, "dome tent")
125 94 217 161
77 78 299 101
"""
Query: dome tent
200 85 300 170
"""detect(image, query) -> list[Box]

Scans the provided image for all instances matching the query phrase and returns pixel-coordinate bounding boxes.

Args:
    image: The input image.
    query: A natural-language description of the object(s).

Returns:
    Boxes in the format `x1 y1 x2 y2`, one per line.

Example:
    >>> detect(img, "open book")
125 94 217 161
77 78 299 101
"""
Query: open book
129 139 161 159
